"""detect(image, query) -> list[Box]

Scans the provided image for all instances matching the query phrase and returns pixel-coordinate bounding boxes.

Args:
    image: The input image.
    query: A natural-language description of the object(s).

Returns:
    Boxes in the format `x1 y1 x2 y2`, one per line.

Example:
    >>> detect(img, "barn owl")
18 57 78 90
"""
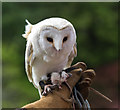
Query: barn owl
22 17 77 98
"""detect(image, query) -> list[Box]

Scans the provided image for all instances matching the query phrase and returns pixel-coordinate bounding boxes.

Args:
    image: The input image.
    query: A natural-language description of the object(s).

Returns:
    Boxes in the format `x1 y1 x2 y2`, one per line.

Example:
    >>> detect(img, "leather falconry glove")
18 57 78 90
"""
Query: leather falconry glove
16 62 96 110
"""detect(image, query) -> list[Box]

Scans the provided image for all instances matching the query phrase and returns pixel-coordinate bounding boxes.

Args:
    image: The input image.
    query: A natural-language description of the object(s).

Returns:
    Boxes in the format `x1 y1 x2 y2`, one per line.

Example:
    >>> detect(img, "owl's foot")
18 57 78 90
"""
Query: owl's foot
42 84 56 96
61 71 72 82
51 71 72 88
41 71 72 96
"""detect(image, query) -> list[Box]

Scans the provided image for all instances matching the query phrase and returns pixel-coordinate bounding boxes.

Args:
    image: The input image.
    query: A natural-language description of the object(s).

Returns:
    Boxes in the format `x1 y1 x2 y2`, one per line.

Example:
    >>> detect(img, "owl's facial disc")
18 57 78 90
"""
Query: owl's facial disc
40 26 75 55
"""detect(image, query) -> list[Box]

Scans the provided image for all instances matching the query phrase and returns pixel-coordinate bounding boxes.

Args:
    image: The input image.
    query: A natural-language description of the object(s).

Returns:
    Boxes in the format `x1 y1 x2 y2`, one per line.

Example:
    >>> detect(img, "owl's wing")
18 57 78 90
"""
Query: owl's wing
65 43 77 68
25 41 36 83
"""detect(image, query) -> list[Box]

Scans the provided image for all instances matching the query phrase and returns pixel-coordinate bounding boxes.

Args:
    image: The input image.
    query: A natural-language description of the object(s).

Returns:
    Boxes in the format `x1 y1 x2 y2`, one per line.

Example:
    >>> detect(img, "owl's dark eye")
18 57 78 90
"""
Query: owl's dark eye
63 36 68 43
46 37 53 43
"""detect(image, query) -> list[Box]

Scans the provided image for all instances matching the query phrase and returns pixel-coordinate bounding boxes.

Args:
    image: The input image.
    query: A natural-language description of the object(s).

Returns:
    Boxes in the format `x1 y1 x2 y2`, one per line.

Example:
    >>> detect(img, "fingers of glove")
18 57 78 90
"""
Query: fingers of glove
79 79 91 87
81 69 96 81
64 62 87 73
71 68 83 75
71 62 87 71
76 69 96 91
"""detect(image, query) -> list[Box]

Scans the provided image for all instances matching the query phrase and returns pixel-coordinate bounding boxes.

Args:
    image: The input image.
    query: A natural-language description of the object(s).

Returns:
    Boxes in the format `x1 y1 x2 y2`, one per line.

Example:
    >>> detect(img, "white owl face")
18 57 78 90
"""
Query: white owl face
23 17 77 58
38 26 76 57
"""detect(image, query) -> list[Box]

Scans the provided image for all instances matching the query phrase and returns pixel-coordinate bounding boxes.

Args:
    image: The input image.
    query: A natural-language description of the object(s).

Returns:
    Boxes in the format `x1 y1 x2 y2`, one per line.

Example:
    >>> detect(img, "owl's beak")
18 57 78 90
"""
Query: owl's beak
54 41 63 51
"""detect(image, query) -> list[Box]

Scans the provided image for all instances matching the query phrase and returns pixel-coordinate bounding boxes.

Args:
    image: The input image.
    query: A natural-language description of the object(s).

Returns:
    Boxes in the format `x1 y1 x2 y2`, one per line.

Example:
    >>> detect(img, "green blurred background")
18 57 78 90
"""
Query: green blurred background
2 2 118 108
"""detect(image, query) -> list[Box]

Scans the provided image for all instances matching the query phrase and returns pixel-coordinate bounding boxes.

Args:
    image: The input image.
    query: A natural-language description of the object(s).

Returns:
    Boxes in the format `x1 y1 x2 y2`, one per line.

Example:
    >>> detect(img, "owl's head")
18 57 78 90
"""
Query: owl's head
23 17 76 57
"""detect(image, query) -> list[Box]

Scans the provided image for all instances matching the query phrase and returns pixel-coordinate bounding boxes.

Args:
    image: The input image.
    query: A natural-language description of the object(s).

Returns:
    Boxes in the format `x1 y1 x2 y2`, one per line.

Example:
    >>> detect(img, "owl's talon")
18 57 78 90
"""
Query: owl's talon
42 84 55 96
68 73 72 77
42 91 47 96
49 88 53 93
59 85 62 89
50 85 57 90
46 86 51 92
61 71 71 83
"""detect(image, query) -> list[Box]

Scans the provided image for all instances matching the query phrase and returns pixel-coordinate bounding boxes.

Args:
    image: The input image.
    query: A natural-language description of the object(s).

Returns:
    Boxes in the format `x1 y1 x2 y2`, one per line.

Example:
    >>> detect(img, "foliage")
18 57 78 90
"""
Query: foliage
2 2 118 108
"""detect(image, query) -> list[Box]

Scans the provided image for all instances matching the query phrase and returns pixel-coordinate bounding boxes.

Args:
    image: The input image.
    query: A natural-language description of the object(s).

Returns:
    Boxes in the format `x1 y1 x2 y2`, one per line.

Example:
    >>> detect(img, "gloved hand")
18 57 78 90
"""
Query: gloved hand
17 62 96 110
75 65 96 100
